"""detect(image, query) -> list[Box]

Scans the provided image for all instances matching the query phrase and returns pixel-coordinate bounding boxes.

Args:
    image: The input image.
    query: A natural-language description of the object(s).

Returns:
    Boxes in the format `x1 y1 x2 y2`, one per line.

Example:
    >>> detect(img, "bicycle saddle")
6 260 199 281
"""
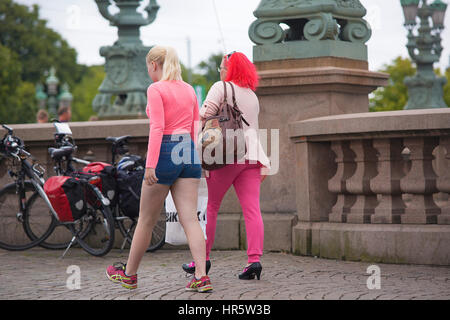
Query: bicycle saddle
48 146 74 159
106 135 131 144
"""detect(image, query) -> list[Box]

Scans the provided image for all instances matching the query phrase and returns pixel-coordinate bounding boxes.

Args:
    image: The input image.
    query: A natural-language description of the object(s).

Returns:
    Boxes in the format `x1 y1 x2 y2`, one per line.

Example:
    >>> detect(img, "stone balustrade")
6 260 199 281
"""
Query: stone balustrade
289 108 450 265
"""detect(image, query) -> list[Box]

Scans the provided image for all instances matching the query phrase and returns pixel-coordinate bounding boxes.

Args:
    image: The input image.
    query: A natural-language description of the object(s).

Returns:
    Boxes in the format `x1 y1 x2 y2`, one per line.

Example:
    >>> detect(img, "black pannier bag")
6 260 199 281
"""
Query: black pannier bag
116 169 144 218
44 176 87 222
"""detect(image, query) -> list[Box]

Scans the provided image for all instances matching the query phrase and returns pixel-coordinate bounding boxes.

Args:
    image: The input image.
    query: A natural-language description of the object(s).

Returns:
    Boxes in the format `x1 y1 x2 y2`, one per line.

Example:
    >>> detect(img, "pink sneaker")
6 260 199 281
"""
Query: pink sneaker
185 275 213 293
106 263 137 289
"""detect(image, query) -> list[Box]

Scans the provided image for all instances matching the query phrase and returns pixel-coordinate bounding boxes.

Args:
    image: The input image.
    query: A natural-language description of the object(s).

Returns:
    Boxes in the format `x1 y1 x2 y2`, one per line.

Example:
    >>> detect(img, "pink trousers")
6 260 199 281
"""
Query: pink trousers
205 161 264 263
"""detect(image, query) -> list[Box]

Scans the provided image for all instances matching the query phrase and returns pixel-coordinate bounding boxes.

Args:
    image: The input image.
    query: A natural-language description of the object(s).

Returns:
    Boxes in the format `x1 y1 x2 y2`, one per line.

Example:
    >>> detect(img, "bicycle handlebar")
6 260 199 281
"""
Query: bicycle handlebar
1 126 27 159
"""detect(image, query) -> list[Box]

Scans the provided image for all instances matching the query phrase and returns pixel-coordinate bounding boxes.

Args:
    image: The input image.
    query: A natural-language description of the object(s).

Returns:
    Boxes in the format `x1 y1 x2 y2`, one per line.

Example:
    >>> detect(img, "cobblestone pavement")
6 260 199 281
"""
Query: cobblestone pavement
0 248 449 300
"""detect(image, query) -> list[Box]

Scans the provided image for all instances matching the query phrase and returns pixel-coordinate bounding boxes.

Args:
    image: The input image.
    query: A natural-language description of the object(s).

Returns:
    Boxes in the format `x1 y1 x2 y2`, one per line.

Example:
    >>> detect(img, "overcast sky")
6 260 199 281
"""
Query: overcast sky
15 0 450 72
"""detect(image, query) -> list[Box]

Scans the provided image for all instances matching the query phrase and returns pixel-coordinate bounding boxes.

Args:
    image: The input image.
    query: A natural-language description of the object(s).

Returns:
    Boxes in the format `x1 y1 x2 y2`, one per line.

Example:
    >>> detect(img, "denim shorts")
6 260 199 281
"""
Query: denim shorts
155 134 202 185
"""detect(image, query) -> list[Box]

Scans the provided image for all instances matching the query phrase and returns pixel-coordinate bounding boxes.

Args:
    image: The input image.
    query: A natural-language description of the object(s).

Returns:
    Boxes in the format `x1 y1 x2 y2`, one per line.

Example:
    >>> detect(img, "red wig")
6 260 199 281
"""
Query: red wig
224 52 259 91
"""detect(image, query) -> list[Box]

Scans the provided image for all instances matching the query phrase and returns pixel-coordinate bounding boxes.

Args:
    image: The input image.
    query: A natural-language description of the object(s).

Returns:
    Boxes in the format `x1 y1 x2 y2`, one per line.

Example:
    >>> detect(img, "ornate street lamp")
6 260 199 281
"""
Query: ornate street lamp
92 0 160 119
35 84 47 109
400 0 448 109
36 67 73 117
58 83 73 109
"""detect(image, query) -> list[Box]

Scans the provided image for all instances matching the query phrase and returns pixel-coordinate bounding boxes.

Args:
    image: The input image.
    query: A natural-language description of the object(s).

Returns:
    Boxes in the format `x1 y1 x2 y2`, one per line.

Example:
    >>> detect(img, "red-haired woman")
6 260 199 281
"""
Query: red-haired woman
182 52 271 280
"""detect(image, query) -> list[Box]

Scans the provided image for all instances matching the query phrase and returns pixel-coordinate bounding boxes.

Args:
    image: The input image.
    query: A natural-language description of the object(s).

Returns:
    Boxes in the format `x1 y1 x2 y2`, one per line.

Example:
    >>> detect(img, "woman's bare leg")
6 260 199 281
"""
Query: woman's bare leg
170 177 206 279
125 182 170 276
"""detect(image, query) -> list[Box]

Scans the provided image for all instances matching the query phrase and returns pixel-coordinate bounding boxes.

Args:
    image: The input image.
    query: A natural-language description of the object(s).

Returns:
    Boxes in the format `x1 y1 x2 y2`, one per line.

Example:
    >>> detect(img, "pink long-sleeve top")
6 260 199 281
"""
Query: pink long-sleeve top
145 80 199 169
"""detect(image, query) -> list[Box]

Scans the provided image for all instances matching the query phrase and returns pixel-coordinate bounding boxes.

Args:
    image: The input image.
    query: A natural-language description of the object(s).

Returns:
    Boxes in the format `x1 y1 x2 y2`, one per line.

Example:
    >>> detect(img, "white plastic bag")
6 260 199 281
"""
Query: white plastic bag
165 178 208 245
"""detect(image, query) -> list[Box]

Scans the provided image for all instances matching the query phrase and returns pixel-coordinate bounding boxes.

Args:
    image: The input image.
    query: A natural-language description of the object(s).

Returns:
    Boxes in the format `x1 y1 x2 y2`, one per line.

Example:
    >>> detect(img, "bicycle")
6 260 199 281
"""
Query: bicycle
0 124 58 251
36 122 165 253
23 122 89 251
39 143 116 258
16 122 115 258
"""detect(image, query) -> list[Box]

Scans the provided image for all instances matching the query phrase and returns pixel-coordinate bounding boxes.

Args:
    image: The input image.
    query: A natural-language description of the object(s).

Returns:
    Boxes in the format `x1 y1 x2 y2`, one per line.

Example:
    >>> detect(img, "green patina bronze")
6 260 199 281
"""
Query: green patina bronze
401 0 448 109
92 0 160 119
36 67 73 117
248 0 372 62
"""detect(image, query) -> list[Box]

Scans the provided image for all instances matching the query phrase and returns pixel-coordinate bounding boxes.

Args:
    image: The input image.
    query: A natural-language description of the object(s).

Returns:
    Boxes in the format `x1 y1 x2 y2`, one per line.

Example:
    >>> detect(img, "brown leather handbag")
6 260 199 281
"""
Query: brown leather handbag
200 81 249 171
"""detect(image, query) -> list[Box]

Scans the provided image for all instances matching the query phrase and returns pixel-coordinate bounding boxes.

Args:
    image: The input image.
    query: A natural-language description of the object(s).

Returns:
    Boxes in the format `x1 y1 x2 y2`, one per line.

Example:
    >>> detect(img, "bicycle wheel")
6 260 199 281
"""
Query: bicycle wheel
116 207 166 252
22 190 59 248
0 182 54 250
73 199 115 257
23 192 91 250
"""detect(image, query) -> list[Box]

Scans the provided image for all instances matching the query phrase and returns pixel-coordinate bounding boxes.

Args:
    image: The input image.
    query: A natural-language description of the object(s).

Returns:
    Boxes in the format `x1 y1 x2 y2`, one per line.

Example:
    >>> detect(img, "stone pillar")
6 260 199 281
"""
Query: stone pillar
437 136 450 224
248 0 389 215
400 137 440 224
345 139 378 224
370 138 407 224
328 141 356 223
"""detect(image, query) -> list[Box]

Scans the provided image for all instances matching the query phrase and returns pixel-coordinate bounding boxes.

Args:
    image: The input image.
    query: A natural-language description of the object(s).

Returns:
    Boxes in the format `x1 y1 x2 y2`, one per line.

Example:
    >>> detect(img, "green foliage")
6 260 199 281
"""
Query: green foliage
0 44 37 124
0 0 84 88
370 56 450 112
71 65 105 122
0 0 86 124
444 68 450 108
197 53 223 91
369 57 416 112
181 52 222 91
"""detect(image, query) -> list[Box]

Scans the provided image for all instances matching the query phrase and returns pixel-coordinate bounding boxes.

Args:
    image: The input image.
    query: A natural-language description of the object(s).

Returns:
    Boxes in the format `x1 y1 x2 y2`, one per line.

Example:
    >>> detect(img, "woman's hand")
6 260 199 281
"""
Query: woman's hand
260 165 269 183
144 167 158 186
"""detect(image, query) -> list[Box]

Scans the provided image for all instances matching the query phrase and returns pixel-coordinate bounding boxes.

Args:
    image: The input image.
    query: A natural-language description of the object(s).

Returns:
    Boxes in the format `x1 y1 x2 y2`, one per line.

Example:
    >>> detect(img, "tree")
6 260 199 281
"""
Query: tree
0 0 86 124
369 57 416 112
197 53 223 91
370 56 450 112
444 67 450 108
0 45 36 124
71 65 105 122
0 0 84 88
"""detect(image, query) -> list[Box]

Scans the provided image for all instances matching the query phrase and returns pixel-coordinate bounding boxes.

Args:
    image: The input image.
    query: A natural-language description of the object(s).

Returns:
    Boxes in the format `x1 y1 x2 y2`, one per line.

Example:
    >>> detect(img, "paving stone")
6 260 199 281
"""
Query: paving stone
1 248 450 300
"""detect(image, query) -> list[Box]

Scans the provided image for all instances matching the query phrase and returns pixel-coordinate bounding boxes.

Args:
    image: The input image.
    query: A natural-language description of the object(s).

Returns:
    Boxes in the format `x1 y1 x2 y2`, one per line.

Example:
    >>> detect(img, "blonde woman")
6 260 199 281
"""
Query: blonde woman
106 46 212 292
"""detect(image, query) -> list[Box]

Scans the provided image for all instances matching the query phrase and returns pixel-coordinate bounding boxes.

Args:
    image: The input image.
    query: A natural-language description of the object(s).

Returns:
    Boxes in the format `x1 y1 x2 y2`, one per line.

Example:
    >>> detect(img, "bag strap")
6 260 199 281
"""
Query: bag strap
228 82 250 127
222 80 228 102
229 82 237 107
211 81 249 127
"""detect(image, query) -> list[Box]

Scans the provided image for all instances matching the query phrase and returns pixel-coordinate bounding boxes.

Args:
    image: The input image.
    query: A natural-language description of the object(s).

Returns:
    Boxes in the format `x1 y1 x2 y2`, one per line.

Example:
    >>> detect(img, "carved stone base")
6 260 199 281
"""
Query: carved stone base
438 207 450 225
371 195 404 224
401 195 440 224
404 74 447 110
93 44 152 118
329 194 356 223
346 195 377 224
292 222 450 266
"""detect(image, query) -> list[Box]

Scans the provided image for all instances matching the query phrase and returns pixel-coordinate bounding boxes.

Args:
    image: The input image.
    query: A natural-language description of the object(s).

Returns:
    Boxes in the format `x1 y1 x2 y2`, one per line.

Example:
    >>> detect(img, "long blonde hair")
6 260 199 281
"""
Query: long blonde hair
146 46 182 81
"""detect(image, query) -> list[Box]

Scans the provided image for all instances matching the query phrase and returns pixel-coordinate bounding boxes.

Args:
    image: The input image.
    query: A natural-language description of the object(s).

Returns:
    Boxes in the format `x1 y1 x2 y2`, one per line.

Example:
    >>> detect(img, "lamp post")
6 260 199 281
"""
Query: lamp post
400 0 448 109
36 67 73 117
92 0 160 119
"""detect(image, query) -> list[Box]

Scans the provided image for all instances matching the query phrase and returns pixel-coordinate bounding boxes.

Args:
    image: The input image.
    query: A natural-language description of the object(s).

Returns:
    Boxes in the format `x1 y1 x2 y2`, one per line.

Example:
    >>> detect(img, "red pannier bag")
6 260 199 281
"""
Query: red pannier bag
82 162 117 206
44 176 87 222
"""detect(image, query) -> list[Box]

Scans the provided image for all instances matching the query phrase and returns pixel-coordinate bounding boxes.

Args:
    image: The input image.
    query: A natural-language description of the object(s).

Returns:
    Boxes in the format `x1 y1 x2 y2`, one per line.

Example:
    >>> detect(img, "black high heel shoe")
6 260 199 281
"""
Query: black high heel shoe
238 262 262 280
182 260 211 275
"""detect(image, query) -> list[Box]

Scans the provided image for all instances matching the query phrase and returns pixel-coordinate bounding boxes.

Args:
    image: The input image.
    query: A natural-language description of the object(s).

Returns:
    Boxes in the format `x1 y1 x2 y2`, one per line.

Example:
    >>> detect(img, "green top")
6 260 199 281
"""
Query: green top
254 0 366 18
430 0 447 11
45 67 59 85
400 0 420 6
58 83 73 101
